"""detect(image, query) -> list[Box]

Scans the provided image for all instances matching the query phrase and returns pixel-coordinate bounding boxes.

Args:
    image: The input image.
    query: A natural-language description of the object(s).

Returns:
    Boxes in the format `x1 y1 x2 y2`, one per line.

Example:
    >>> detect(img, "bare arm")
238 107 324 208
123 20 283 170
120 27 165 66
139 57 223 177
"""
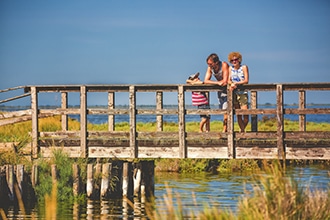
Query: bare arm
203 62 229 86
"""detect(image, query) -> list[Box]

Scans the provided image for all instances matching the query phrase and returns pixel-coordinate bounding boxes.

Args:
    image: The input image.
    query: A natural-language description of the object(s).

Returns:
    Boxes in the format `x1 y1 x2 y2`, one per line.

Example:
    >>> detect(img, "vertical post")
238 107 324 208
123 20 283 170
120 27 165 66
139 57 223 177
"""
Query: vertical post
108 91 115 131
16 165 24 196
61 92 68 131
72 163 80 197
133 163 142 197
31 164 38 187
6 165 14 201
101 163 111 198
299 90 306 132
227 89 235 158
122 162 129 197
250 90 258 132
80 86 87 158
156 91 163 131
276 84 285 159
51 164 57 184
178 85 186 158
31 86 39 159
141 160 154 198
86 163 93 198
129 86 137 158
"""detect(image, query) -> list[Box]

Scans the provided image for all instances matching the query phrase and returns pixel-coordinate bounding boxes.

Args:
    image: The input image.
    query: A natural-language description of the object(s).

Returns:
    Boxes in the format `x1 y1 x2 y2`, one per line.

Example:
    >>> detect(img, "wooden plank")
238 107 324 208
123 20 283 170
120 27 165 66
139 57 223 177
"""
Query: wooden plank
31 87 38 159
156 91 163 131
61 92 68 131
276 84 285 159
227 89 235 158
250 90 258 132
108 92 115 131
178 85 186 158
80 86 87 158
299 90 306 131
129 85 137 158
0 93 31 104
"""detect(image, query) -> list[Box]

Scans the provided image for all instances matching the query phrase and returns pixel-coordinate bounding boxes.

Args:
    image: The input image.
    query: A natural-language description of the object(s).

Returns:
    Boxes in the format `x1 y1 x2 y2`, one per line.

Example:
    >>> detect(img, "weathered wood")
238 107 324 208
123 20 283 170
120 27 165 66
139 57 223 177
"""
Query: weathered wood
72 163 80 196
101 163 111 198
108 92 115 131
16 164 24 195
80 86 87 158
251 90 258 132
129 86 137 158
227 89 235 158
51 164 57 184
156 91 163 131
122 162 129 197
276 84 285 159
178 85 186 158
1 83 330 160
61 92 68 131
6 165 14 201
31 164 38 187
31 87 38 159
86 164 93 198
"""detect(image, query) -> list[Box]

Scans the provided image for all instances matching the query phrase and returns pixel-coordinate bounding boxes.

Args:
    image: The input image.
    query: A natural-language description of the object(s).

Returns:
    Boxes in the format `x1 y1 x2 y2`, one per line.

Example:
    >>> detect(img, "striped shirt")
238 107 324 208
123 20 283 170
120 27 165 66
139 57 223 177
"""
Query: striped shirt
192 91 208 106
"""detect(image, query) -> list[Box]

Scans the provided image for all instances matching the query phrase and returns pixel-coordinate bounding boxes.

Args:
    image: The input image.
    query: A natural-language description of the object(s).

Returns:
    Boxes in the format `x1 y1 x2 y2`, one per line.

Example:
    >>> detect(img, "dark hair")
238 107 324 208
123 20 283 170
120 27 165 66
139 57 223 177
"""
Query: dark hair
206 53 220 63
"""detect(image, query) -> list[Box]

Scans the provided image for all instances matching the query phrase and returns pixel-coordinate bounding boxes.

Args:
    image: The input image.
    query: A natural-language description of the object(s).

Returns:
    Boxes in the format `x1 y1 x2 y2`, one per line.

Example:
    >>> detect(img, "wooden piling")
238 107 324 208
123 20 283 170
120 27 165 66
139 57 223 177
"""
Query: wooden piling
6 165 14 201
72 163 80 196
16 165 24 195
100 163 111 198
87 164 93 198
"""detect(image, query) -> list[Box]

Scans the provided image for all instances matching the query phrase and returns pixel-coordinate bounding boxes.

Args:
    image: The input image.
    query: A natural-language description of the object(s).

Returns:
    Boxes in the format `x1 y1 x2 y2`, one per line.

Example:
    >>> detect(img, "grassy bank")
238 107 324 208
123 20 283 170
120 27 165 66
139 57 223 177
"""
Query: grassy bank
1 115 330 142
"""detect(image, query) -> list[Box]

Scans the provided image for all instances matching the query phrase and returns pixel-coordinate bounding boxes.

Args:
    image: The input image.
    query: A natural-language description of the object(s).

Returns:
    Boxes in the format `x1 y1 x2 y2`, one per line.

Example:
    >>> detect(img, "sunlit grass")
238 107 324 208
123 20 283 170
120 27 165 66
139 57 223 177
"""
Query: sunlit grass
148 160 330 220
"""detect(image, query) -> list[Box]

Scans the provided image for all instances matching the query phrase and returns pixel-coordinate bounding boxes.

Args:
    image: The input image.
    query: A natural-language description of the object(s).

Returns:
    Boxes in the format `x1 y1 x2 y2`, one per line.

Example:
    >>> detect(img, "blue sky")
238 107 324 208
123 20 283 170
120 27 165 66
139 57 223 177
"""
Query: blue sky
1 0 330 106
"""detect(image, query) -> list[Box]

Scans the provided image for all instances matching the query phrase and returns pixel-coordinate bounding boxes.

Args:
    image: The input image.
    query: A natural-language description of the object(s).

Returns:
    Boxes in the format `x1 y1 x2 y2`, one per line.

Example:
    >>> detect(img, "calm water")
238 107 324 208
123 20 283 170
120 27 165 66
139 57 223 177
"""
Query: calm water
1 105 329 123
2 166 329 219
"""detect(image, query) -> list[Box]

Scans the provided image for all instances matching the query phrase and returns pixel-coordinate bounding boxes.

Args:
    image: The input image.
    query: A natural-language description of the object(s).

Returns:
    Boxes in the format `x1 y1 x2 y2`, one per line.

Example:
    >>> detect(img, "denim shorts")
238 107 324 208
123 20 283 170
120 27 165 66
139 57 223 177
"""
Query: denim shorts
217 92 228 110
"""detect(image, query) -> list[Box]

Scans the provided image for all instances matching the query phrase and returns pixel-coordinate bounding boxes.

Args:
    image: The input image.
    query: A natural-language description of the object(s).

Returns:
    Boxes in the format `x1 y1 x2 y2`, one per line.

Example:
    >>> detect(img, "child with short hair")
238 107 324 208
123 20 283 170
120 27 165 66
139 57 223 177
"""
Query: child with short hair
186 72 210 132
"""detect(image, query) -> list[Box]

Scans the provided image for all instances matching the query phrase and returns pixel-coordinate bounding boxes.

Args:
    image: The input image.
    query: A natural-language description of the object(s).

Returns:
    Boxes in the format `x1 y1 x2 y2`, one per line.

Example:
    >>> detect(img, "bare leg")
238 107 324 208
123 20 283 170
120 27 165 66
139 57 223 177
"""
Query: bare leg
222 115 228 133
205 118 210 132
200 117 207 132
239 105 249 132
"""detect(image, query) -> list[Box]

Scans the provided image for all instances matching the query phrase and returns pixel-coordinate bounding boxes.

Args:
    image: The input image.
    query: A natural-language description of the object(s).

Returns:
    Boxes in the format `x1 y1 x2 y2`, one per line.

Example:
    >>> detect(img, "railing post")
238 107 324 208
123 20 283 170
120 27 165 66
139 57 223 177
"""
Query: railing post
227 88 235 158
250 90 258 132
178 85 186 158
299 90 306 131
61 92 68 131
80 86 87 158
276 84 285 159
108 91 115 131
129 85 137 158
156 91 163 131
31 86 39 159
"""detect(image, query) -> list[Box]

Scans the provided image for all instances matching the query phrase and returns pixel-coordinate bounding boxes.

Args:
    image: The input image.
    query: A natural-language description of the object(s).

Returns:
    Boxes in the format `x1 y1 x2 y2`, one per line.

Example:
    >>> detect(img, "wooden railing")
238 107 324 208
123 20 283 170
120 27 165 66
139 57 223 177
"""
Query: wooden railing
1 83 330 160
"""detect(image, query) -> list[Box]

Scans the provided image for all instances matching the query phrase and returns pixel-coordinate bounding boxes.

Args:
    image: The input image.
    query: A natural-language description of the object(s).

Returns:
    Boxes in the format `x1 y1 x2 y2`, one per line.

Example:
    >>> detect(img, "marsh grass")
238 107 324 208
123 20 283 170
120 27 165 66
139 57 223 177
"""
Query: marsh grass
1 116 329 142
148 160 330 220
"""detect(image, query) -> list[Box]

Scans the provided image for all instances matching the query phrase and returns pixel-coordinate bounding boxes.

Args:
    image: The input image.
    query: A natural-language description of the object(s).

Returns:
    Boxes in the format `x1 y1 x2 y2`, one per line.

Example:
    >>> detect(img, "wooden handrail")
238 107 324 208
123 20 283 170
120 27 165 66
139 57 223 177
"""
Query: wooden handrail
1 83 330 160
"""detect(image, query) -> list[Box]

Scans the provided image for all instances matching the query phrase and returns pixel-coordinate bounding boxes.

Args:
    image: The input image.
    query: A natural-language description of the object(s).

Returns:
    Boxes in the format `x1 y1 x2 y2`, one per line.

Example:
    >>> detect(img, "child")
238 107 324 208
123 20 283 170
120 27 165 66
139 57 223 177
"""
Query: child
186 72 210 132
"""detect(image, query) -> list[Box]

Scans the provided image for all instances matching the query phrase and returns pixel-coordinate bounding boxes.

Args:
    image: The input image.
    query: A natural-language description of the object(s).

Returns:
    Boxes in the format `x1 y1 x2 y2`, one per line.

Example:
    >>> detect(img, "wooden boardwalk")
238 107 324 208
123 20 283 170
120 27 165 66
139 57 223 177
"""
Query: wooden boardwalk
1 83 330 160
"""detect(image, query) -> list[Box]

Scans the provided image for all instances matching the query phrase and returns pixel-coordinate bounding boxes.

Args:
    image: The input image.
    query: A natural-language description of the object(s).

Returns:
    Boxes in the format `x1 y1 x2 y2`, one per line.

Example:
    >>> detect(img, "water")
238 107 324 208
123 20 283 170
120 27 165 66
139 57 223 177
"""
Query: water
2 166 329 219
1 105 329 124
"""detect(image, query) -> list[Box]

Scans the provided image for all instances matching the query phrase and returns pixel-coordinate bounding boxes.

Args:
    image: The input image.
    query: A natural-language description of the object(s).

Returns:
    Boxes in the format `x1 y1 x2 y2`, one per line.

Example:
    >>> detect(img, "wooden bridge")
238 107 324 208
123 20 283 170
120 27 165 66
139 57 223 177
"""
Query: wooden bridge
1 83 330 160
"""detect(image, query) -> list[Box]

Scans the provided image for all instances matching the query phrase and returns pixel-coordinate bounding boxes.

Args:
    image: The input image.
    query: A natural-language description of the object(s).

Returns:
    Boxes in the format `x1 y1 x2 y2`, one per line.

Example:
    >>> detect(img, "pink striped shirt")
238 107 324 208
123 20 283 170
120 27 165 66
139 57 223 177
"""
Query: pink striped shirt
192 92 208 106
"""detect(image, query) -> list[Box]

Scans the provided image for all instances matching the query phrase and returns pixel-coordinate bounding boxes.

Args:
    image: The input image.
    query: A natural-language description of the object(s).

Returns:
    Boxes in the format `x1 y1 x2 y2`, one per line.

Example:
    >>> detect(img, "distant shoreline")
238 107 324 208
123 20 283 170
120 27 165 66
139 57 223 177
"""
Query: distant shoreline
1 103 330 109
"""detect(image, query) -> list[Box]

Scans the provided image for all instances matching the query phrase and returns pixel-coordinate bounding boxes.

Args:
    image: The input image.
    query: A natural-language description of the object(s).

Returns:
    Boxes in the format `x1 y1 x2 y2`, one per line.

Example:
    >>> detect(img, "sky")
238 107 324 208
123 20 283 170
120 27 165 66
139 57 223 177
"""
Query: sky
1 0 330 106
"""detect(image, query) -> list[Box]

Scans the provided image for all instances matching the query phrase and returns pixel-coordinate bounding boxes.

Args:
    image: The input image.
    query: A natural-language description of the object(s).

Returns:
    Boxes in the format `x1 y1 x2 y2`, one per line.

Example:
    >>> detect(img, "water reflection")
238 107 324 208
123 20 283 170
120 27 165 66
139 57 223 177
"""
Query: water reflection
1 166 329 219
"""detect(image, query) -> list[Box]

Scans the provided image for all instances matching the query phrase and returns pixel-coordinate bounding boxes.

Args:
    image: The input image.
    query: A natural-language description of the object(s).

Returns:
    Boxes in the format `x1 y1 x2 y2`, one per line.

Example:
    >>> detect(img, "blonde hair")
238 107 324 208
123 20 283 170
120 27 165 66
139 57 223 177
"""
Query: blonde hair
228 52 242 63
